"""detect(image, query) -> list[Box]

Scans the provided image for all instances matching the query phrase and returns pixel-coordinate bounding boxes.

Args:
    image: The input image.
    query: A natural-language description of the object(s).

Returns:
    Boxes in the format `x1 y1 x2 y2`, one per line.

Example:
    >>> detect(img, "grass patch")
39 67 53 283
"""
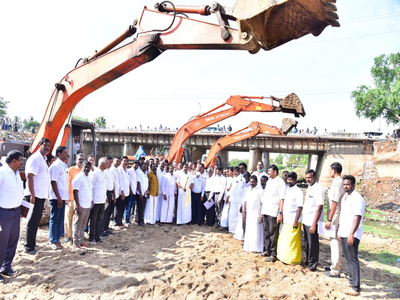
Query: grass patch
363 220 400 241
364 207 387 222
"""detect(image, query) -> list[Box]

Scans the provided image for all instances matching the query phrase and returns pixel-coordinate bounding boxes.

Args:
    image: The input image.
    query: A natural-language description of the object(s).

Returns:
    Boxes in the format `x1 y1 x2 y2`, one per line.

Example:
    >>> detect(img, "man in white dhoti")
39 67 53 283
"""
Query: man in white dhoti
234 171 251 241
160 165 176 223
227 167 246 234
176 164 193 225
243 175 264 252
144 163 159 225
156 163 166 222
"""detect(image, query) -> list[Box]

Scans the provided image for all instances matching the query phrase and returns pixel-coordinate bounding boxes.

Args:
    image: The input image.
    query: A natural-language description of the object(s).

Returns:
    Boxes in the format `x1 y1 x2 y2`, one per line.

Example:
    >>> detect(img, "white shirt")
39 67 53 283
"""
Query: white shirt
261 176 286 216
192 175 205 194
162 173 176 196
90 168 106 204
242 182 251 206
177 171 193 194
73 141 80 155
128 168 138 195
157 169 165 194
229 176 246 204
137 169 149 195
244 186 263 211
104 168 114 191
48 158 69 200
0 164 23 208
328 176 345 223
302 181 325 226
118 166 130 196
283 184 304 224
209 175 226 199
72 172 92 209
338 190 365 240
204 176 213 192
110 165 120 198
251 170 268 187
25 151 50 199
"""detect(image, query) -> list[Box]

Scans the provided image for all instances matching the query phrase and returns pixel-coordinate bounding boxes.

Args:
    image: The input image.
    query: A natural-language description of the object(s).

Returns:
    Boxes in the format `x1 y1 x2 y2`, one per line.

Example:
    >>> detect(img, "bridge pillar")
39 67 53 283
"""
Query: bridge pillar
249 148 262 173
315 152 327 183
123 142 132 156
191 148 205 164
219 150 229 169
262 152 270 168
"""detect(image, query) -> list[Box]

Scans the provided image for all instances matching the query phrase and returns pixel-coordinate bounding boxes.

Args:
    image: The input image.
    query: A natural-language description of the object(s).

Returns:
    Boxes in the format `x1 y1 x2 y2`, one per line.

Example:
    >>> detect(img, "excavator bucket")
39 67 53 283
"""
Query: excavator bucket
281 118 298 135
278 93 306 117
232 0 339 51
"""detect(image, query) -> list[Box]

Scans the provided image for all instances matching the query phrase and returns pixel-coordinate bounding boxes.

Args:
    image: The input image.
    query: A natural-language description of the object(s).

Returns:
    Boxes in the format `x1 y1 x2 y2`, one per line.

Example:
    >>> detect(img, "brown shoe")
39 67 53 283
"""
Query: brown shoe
344 290 360 296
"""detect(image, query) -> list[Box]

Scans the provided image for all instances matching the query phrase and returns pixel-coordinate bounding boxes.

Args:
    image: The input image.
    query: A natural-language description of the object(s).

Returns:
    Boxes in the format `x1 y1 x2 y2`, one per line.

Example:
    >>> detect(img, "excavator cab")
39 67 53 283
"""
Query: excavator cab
231 0 339 51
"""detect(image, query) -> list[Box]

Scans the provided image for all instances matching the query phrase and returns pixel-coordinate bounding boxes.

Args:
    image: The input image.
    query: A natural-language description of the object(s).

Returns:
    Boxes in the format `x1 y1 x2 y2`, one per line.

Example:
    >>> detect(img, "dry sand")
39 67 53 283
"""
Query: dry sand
0 220 399 300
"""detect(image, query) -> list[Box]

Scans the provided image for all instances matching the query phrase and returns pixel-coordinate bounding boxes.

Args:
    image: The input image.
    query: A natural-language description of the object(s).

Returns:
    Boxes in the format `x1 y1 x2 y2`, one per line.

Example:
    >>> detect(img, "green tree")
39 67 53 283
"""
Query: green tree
13 115 21 123
0 97 8 118
274 154 284 165
72 116 89 122
285 154 308 168
229 158 249 167
23 116 40 132
94 116 107 129
351 53 400 126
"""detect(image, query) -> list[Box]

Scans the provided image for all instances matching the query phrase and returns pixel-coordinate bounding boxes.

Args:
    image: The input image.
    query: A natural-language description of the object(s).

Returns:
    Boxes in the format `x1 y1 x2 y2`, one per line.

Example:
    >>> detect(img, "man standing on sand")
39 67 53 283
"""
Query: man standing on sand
24 138 51 255
203 168 215 226
191 170 205 226
89 158 107 244
261 164 286 262
0 150 24 283
65 153 85 243
276 172 303 265
136 162 149 226
72 161 93 249
48 146 69 250
160 165 176 224
324 162 345 278
338 175 365 297
251 160 268 187
102 156 115 236
115 156 130 228
208 166 226 228
109 156 121 225
302 169 324 272
144 163 159 225
125 160 139 226
176 164 193 225
227 167 245 234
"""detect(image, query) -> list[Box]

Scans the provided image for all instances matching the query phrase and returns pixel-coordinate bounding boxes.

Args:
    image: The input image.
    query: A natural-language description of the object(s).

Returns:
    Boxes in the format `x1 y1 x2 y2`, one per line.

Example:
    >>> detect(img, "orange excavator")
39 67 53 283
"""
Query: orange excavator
165 93 305 163
30 0 339 153
203 118 297 169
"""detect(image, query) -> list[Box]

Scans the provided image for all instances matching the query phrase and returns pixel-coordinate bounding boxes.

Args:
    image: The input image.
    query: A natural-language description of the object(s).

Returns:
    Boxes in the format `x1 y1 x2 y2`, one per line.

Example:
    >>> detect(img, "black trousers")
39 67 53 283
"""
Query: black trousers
214 192 224 226
115 196 124 226
89 204 105 242
204 191 215 226
341 237 361 292
137 195 147 225
191 192 204 225
24 196 45 252
303 224 320 271
102 191 114 231
262 215 279 257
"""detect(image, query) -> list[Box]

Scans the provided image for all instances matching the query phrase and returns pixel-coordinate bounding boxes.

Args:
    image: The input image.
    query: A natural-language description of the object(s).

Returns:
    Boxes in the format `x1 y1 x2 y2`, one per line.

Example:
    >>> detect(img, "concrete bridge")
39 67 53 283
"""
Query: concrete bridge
82 130 375 187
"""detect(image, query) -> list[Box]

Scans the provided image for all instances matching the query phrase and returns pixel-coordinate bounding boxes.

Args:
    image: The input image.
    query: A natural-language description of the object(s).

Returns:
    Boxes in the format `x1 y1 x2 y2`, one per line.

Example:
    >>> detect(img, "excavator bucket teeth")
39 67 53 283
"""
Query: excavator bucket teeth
279 93 306 117
232 0 340 51
281 118 298 135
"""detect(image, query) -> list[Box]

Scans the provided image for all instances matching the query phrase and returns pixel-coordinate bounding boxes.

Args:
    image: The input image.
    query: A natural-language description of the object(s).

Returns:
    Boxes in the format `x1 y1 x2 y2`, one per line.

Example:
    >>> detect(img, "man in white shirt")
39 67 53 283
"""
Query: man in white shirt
203 168 215 226
160 165 176 223
324 162 345 278
0 150 24 282
176 164 194 225
251 160 268 187
72 134 80 160
24 138 51 255
238 162 247 177
303 169 324 272
261 164 286 262
208 166 226 228
89 158 107 243
276 172 303 265
243 175 264 252
227 167 246 234
115 156 130 228
48 146 69 249
109 156 121 225
156 163 166 222
136 162 149 226
191 171 205 225
72 161 93 249
124 160 139 225
338 175 365 297
102 156 116 236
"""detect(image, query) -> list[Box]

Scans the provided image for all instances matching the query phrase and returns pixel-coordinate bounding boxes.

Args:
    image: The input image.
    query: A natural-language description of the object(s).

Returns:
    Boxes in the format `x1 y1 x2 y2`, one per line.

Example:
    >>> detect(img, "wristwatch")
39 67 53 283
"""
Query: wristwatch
279 211 283 215
327 218 332 222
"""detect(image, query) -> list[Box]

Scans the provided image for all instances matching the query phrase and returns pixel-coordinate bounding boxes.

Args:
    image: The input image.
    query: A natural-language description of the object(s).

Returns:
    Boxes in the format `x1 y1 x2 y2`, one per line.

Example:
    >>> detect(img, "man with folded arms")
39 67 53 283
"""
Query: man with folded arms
144 163 159 225
160 165 176 224
0 150 24 283
24 138 51 255
72 161 93 249
48 146 69 250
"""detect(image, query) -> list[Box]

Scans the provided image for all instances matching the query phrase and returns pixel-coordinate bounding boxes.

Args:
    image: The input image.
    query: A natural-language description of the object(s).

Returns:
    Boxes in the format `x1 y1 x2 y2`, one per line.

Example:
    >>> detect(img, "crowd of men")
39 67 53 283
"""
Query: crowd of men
0 138 366 296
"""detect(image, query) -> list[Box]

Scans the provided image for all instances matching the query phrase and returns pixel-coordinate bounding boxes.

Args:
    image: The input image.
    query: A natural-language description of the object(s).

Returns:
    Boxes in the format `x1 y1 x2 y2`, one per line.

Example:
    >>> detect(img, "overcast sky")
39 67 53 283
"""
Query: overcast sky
1 0 400 152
